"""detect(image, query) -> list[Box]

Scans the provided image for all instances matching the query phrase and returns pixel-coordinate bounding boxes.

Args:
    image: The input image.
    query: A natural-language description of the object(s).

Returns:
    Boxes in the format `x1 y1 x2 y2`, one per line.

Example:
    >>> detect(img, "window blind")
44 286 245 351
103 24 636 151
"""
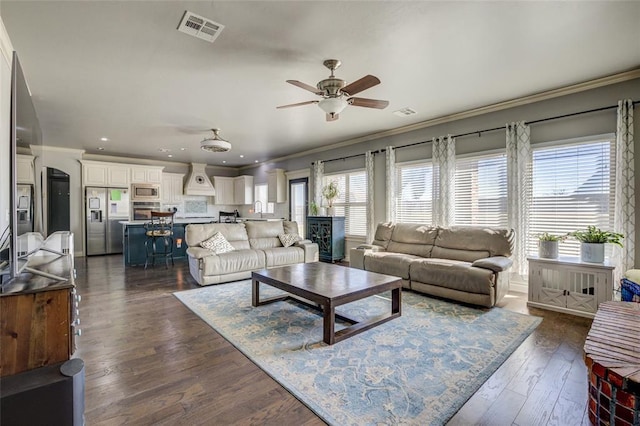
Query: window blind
528 139 615 257
455 152 508 227
395 161 433 224
324 170 367 237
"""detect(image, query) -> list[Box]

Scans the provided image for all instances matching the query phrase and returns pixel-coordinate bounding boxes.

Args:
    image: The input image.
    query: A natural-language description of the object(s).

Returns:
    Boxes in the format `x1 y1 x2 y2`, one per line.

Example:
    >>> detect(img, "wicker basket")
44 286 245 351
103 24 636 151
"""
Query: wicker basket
621 278 640 303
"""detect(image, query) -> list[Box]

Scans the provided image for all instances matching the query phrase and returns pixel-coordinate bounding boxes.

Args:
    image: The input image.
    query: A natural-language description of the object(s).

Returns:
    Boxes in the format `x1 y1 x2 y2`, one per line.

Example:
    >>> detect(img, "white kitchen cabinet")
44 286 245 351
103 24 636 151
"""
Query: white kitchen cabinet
527 256 615 318
16 154 35 184
82 162 108 186
107 165 130 187
267 169 286 203
233 175 254 205
130 166 163 184
162 173 184 204
213 176 235 205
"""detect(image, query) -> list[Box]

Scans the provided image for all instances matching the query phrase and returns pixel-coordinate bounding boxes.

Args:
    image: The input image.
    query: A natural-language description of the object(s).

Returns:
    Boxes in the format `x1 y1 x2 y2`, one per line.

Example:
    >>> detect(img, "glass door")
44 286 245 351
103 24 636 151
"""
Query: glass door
289 178 308 238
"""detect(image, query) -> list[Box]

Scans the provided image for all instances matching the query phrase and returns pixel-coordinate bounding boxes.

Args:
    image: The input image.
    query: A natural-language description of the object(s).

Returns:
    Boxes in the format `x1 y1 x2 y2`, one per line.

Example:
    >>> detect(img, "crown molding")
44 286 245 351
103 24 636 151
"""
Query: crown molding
0 17 14 68
81 152 241 173
240 67 640 171
31 145 85 156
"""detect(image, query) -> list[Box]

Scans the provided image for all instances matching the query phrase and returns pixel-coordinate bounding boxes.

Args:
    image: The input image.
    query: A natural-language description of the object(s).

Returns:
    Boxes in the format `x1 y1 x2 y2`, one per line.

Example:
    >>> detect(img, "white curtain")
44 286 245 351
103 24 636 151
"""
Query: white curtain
432 135 455 227
614 99 635 280
312 160 324 213
365 151 375 243
385 146 396 223
506 121 531 276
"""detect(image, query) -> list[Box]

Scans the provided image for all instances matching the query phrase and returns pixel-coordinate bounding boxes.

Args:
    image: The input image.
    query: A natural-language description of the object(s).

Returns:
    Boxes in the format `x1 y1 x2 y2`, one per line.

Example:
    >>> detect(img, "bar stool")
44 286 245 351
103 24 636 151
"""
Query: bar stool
144 211 175 269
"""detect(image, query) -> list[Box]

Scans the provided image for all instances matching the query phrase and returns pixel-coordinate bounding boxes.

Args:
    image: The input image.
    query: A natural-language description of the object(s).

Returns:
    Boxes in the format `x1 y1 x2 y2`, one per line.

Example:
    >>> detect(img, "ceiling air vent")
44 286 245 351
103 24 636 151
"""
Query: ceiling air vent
177 10 225 43
393 107 417 117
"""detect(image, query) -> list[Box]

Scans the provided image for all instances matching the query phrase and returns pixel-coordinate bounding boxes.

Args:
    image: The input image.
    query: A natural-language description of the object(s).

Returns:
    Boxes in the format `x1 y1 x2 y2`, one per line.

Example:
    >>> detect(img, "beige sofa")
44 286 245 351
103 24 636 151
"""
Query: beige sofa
350 223 514 307
185 220 319 286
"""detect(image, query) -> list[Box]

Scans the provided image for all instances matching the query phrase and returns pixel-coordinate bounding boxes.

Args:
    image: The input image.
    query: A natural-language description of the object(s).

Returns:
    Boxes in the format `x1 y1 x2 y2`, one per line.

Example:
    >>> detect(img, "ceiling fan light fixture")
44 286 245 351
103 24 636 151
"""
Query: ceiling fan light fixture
318 97 348 115
201 128 231 152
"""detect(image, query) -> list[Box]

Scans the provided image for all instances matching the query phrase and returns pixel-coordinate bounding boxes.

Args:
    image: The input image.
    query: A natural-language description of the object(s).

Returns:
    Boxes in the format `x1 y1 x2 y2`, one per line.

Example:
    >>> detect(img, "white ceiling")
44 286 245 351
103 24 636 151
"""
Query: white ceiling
2 1 640 167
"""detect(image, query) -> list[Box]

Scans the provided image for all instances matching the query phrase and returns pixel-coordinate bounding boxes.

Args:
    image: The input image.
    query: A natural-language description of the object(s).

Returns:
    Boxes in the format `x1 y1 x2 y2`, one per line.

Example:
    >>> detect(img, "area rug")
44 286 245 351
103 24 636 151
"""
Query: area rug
174 280 541 425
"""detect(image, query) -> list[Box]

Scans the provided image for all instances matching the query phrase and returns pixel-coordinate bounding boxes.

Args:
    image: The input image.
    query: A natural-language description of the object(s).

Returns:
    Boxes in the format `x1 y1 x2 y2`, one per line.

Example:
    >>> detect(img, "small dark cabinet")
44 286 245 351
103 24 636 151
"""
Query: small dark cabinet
307 216 345 262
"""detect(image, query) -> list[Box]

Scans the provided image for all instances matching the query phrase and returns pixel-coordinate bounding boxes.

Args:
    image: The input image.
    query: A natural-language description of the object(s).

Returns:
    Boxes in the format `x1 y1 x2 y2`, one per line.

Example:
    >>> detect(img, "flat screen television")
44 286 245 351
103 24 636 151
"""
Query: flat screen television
1 51 42 281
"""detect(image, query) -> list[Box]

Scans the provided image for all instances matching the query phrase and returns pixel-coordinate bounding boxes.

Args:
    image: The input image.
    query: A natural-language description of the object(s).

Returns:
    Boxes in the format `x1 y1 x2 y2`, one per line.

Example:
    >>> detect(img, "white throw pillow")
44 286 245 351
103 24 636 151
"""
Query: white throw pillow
201 232 235 254
278 233 302 248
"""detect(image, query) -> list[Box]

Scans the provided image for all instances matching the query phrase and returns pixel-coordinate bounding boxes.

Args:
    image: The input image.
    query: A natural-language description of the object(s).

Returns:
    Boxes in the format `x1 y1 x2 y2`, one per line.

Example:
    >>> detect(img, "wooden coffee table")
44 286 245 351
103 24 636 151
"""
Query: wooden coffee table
251 262 402 345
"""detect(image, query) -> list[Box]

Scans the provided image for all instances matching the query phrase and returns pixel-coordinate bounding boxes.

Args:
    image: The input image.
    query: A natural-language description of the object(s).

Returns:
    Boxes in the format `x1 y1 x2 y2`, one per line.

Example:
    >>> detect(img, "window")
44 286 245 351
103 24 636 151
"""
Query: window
528 138 615 257
395 161 433 224
455 152 507 227
323 171 367 237
253 184 274 214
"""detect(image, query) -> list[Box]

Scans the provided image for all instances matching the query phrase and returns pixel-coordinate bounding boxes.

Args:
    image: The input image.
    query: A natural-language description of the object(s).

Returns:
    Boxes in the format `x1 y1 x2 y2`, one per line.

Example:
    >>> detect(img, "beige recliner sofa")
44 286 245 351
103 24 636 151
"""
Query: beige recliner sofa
350 223 514 307
185 220 319 286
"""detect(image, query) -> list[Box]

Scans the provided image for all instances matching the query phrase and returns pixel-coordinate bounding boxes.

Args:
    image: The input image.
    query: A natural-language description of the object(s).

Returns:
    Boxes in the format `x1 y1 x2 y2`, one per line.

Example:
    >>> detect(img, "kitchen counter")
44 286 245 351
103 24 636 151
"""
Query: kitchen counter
120 217 218 225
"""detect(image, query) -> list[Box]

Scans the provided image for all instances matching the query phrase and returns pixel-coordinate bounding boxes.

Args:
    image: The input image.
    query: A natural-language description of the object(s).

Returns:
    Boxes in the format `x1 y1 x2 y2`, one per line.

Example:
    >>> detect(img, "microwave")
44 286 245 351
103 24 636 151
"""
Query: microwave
131 184 161 201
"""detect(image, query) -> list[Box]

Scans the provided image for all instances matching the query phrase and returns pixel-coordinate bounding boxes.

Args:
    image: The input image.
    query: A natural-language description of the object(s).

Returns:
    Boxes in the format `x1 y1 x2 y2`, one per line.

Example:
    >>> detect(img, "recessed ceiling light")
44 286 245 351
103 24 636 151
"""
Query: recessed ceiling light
159 148 171 153
393 107 417 117
239 155 244 158
97 147 105 151
222 160 227 164
254 160 258 163
167 154 173 158
100 137 109 142
180 148 187 151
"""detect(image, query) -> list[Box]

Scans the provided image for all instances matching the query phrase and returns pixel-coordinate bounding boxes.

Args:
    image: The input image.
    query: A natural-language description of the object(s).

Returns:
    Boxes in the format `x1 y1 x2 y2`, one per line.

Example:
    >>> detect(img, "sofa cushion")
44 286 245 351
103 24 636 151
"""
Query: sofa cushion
201 249 265 276
372 222 395 249
245 221 285 249
409 258 495 295
386 223 438 257
185 223 250 250
363 251 423 279
433 226 514 259
263 247 304 267
279 233 302 248
283 221 300 236
201 232 235 254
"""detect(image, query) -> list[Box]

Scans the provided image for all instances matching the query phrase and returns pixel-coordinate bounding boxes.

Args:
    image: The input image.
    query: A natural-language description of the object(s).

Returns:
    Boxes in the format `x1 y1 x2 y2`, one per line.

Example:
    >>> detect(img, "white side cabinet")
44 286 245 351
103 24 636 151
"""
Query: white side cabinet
16 155 35 184
527 256 615 318
267 169 286 203
213 176 235 205
233 175 254 205
161 173 184 204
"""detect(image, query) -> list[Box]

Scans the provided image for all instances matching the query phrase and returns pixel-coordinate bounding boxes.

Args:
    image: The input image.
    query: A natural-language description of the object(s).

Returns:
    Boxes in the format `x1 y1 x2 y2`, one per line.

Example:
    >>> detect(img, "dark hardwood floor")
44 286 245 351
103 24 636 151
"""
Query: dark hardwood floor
74 256 592 425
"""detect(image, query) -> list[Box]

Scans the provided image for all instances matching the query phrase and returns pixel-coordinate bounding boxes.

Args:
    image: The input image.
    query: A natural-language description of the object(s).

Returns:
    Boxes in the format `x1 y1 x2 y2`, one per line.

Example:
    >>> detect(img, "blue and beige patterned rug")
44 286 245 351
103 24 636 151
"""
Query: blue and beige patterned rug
175 280 541 425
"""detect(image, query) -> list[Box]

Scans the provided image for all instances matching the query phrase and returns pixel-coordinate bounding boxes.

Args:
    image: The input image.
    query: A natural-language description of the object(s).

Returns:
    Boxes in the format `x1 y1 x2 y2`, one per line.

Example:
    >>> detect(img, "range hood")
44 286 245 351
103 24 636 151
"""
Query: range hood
184 163 216 196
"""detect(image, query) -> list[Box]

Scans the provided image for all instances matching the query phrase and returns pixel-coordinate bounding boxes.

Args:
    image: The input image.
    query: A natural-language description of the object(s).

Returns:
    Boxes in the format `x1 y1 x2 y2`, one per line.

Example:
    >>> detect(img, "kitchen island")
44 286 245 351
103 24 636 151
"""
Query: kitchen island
121 218 217 266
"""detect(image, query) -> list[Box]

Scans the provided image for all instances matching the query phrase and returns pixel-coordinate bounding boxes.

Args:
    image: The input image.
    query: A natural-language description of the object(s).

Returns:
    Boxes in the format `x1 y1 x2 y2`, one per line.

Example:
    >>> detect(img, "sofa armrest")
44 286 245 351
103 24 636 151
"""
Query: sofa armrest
472 256 513 273
186 246 213 260
349 245 385 270
295 241 319 263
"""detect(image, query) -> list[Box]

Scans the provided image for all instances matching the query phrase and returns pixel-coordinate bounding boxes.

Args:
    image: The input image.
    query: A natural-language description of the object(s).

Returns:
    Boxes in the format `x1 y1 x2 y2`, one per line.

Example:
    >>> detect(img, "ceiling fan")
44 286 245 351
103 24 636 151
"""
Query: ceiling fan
277 59 389 122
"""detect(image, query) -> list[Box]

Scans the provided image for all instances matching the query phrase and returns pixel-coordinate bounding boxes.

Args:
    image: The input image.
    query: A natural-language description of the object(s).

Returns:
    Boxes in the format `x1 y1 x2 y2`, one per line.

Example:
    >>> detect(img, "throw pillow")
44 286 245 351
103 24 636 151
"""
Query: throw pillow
201 232 235 254
278 233 302 248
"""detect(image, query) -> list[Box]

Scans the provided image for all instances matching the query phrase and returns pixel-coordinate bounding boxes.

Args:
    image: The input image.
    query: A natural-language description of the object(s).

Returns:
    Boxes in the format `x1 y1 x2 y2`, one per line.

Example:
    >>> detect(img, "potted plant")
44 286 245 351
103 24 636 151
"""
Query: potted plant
321 181 339 216
569 225 623 263
537 233 566 259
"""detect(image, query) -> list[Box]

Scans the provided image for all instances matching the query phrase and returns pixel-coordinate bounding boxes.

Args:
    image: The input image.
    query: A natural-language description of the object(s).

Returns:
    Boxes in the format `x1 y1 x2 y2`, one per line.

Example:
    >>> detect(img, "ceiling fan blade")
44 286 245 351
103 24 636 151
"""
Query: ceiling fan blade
286 80 321 94
342 75 380 96
276 100 319 109
326 113 339 122
348 97 389 109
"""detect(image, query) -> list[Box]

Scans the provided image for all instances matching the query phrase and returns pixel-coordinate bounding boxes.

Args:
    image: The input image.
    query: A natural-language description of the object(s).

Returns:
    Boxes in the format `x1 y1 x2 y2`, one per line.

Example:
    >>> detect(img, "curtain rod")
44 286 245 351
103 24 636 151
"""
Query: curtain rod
311 99 638 164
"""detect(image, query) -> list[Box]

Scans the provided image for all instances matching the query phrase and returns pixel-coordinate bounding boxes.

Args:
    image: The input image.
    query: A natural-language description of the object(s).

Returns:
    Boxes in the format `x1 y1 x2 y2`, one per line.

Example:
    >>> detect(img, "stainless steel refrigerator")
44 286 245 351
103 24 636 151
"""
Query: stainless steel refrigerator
86 187 130 255
16 184 34 236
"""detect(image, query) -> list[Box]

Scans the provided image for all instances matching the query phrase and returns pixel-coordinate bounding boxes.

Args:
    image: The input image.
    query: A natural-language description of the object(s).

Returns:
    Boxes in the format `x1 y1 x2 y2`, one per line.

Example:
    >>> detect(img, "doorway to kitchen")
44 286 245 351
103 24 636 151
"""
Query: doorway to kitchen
47 167 70 235
289 178 308 238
